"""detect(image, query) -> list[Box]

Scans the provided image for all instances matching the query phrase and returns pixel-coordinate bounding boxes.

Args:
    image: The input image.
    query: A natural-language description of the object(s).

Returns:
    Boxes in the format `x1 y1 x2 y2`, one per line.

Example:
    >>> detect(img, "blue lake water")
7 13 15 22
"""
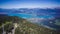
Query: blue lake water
8 13 60 30
8 13 33 18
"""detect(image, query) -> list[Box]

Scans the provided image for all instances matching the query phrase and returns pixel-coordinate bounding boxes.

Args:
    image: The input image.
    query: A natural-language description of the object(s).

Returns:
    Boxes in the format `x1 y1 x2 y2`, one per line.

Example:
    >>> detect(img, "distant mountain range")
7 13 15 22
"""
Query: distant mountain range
0 8 60 14
0 8 60 18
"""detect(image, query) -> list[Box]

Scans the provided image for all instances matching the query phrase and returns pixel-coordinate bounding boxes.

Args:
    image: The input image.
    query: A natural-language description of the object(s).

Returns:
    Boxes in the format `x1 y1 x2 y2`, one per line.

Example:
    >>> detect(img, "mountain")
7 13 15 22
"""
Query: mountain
0 8 60 34
0 8 60 14
0 8 60 19
0 14 60 34
0 8 60 18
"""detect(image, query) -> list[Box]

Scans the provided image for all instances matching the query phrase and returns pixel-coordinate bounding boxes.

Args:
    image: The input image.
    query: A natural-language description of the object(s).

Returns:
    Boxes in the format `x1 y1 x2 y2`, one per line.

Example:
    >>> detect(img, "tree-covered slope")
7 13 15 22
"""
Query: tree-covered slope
15 18 60 34
0 14 60 34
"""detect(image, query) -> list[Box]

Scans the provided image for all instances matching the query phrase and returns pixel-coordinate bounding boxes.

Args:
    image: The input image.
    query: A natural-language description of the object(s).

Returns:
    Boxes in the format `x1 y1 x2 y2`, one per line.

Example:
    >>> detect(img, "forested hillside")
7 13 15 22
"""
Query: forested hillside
0 14 60 34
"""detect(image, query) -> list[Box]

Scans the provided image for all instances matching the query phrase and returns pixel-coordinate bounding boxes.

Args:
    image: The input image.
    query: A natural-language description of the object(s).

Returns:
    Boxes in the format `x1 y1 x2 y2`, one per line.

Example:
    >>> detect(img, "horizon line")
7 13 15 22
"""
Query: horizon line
0 7 59 9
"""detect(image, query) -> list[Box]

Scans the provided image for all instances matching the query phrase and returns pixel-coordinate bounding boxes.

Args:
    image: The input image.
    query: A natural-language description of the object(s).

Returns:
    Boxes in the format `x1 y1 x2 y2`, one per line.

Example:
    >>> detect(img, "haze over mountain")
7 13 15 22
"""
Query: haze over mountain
0 8 60 30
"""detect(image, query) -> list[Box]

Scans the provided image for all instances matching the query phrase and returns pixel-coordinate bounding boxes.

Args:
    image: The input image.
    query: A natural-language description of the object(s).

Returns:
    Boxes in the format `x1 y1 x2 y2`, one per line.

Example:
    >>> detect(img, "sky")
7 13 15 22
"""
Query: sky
0 0 60 9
